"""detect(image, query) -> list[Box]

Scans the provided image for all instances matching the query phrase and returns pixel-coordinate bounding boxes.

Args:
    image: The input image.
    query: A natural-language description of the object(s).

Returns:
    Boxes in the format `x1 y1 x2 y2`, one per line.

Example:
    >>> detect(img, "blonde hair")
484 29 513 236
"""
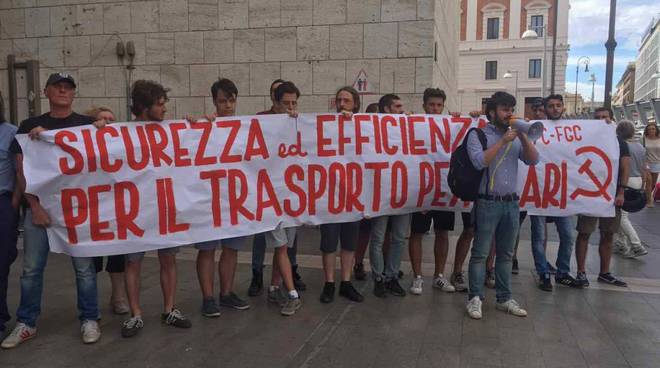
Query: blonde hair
85 105 114 119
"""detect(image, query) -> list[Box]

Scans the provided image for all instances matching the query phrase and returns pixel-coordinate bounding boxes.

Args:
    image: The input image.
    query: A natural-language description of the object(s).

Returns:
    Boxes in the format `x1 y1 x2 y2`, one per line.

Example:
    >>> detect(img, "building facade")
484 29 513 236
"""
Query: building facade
457 0 569 117
613 62 636 107
635 16 660 103
0 0 459 123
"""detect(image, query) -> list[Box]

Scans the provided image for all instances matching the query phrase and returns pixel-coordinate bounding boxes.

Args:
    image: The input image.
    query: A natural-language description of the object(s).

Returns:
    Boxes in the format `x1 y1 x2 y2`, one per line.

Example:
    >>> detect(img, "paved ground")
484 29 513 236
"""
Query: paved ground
1 208 660 368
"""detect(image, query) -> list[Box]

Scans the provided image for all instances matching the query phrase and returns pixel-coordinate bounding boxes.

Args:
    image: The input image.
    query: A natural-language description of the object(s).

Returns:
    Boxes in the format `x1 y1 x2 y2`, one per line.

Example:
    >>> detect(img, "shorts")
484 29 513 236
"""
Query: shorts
93 255 125 273
649 162 660 173
126 247 180 263
410 211 472 234
576 208 621 234
264 227 297 248
195 236 249 251
359 218 371 232
320 222 360 253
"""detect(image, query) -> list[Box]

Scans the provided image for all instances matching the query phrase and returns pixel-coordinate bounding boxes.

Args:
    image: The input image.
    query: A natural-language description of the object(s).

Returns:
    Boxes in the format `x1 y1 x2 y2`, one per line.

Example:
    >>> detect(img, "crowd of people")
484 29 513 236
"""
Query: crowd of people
0 72 654 348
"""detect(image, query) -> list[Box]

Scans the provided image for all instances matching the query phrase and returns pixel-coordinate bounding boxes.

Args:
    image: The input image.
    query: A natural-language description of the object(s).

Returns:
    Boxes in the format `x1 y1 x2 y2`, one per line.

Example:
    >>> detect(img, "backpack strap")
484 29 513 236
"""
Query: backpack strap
466 127 489 197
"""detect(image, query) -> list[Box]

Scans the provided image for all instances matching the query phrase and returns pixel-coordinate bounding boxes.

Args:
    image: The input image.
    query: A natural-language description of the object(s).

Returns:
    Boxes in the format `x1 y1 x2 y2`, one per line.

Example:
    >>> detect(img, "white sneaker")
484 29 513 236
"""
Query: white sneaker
433 274 456 292
1 323 36 349
466 296 482 320
627 247 649 258
496 299 527 317
409 276 423 295
81 320 101 344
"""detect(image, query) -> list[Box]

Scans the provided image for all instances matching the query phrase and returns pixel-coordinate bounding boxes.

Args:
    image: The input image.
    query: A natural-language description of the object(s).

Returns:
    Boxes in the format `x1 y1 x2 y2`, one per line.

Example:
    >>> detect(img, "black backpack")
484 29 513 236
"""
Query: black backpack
448 128 487 201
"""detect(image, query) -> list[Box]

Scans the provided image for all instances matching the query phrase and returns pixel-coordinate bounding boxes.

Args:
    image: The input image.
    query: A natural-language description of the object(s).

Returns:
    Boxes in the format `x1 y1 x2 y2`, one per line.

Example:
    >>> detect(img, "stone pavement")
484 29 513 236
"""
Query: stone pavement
1 208 660 368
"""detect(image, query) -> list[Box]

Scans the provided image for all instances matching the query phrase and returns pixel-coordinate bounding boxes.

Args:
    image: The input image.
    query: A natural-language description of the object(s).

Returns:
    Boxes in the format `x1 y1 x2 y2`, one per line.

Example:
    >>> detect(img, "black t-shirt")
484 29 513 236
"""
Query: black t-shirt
10 112 94 155
618 136 630 187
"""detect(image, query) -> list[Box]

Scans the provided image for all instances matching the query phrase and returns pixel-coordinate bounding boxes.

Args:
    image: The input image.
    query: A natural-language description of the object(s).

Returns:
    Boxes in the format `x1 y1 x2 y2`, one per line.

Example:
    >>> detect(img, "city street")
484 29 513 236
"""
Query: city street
1 209 659 368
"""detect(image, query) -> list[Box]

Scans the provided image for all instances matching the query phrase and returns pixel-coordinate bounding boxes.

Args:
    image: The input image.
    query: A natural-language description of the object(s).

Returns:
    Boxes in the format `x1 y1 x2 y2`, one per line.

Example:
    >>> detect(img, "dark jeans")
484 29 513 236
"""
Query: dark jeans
251 233 298 273
0 194 19 332
93 255 126 273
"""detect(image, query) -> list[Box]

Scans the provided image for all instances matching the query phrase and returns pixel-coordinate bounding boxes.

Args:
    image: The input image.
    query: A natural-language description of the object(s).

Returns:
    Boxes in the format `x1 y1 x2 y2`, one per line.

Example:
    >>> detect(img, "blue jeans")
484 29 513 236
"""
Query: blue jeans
468 200 519 303
16 210 99 327
369 214 410 280
251 233 297 272
530 216 574 276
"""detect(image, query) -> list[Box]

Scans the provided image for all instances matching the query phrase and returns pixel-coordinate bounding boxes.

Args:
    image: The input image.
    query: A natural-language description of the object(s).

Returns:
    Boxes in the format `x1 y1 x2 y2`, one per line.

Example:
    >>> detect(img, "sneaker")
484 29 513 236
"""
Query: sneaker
353 263 367 281
496 299 528 317
339 281 364 302
466 296 482 320
575 272 590 288
320 282 335 304
409 276 423 295
219 292 250 310
547 262 557 274
373 278 387 298
81 320 101 344
555 273 580 288
485 270 496 289
111 300 130 315
512 258 519 275
627 247 648 258
292 265 307 291
281 297 302 316
451 272 468 292
433 274 456 292
538 273 553 292
121 316 144 338
1 323 36 349
201 297 221 317
268 287 287 307
386 279 406 297
248 269 264 296
161 309 192 328
598 273 627 287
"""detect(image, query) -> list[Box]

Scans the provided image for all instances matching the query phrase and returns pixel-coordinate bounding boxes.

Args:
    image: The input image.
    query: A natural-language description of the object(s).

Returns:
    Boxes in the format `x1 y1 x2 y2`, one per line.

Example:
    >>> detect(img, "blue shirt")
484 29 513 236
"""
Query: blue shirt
0 121 18 194
467 124 538 196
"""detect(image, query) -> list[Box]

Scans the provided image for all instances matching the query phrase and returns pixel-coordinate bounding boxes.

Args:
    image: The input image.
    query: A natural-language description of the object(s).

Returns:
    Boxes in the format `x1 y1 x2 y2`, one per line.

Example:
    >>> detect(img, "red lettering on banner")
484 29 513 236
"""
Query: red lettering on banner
398 116 409 155
80 129 97 172
55 130 84 175
200 169 227 227
284 165 307 217
328 162 346 214
190 121 217 166
169 122 192 167
96 127 122 173
121 126 151 170
407 116 427 155
114 181 144 239
256 169 283 220
338 115 352 156
89 184 113 241
156 178 189 234
354 115 370 155
145 124 173 167
245 119 270 160
381 115 398 155
278 132 308 158
431 162 449 206
308 164 327 215
417 162 434 207
365 162 389 211
451 117 473 152
570 146 613 201
316 115 335 157
371 115 383 154
346 162 364 212
62 188 88 244
541 162 568 209
429 117 451 153
477 118 488 129
520 166 542 207
217 120 241 163
390 161 408 208
228 169 255 225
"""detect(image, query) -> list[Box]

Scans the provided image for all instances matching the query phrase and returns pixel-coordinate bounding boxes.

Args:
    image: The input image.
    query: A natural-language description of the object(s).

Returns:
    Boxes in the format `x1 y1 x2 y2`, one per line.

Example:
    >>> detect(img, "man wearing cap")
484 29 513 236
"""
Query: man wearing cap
2 73 101 349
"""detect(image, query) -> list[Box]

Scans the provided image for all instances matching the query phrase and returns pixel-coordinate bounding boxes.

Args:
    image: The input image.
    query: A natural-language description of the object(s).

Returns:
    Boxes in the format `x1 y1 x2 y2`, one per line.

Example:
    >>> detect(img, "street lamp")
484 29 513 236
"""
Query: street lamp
522 24 548 97
574 56 590 114
589 73 597 112
503 70 519 103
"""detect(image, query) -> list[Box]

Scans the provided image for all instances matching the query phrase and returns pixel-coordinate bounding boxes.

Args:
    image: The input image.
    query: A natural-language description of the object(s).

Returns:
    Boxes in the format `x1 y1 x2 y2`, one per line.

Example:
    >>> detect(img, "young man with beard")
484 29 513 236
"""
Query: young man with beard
120 80 192 338
318 86 365 304
574 107 630 287
194 79 250 317
529 95 579 292
466 91 538 320
2 73 101 348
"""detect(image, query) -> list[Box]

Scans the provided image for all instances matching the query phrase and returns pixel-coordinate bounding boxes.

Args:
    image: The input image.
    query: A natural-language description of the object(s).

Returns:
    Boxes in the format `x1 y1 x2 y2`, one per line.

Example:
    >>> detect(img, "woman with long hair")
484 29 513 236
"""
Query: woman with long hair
642 123 660 207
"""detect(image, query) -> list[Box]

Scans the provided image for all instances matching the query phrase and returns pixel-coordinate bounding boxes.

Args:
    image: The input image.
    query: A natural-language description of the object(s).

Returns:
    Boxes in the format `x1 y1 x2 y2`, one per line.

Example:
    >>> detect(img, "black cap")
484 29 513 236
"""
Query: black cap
45 72 76 88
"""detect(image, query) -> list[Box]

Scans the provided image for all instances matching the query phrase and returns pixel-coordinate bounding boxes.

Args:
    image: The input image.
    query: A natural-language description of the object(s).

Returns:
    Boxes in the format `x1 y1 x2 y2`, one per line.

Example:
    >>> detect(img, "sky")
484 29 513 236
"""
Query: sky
566 0 660 102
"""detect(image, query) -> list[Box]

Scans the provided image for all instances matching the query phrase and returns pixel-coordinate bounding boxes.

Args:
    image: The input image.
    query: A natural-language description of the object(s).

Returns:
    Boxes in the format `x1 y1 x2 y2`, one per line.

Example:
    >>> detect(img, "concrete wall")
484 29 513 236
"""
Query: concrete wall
1 0 459 122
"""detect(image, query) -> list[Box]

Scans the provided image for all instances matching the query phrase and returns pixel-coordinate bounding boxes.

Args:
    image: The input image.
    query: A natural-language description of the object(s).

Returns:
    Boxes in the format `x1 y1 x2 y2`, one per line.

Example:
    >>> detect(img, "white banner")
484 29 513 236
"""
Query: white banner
17 114 618 256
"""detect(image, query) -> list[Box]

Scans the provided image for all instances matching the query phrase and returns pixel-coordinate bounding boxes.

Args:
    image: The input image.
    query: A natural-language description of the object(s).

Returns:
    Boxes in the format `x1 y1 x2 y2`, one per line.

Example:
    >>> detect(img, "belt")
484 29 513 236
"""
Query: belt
478 194 519 202
0 191 12 198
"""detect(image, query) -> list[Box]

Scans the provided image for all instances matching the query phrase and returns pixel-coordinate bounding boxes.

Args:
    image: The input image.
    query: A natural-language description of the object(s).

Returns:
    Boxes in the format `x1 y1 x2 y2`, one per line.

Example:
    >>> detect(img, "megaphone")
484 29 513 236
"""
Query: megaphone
509 119 544 141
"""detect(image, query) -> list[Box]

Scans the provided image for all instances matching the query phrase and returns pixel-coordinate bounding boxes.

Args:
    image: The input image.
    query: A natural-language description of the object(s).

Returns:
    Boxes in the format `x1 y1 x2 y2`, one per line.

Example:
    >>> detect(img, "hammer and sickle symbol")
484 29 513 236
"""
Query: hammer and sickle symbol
569 146 613 201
